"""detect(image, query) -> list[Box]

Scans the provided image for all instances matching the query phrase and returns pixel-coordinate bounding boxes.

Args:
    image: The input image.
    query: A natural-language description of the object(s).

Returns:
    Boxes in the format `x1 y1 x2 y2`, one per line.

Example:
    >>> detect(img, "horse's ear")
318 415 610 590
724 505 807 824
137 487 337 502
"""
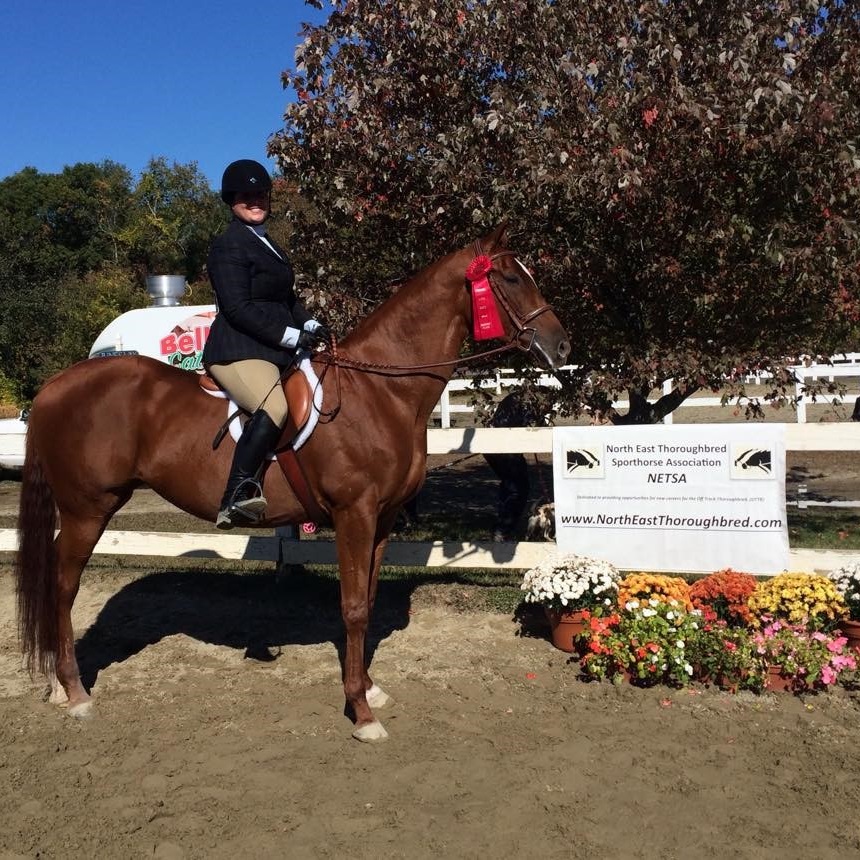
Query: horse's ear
481 222 509 252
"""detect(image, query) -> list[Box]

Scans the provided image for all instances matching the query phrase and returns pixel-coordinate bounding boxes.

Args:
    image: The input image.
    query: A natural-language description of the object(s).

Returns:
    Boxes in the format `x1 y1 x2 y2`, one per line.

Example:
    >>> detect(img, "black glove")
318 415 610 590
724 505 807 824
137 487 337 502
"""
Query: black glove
311 324 331 345
296 328 329 350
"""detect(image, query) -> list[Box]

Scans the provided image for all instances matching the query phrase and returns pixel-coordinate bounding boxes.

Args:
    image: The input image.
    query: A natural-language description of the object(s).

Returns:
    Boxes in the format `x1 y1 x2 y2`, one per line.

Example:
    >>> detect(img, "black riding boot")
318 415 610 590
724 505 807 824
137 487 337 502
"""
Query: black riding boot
216 410 283 530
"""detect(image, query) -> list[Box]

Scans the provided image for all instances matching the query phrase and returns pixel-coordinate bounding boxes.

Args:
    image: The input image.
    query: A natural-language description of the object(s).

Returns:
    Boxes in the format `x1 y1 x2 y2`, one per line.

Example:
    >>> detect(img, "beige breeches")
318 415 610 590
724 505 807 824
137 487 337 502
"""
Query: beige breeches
208 359 289 427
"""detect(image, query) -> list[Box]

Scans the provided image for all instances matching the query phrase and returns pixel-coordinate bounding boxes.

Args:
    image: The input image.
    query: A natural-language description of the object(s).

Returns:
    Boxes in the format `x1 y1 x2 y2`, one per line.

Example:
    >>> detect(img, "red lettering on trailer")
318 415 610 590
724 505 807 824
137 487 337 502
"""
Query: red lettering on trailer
159 326 210 357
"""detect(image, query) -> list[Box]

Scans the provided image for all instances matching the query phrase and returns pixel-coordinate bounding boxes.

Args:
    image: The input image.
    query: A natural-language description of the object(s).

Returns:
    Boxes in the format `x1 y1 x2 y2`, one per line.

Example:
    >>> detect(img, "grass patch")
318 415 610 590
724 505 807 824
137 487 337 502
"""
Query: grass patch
788 508 860 549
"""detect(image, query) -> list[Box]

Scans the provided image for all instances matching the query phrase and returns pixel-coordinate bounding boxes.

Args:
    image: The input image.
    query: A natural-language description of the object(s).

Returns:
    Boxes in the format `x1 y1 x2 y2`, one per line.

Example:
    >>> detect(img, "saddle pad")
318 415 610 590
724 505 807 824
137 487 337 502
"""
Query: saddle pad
201 354 322 453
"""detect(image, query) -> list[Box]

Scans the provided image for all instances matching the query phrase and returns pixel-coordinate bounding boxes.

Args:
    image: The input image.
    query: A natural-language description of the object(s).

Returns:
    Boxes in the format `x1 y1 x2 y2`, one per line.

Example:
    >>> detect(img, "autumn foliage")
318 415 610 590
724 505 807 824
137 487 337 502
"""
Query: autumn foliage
273 0 860 421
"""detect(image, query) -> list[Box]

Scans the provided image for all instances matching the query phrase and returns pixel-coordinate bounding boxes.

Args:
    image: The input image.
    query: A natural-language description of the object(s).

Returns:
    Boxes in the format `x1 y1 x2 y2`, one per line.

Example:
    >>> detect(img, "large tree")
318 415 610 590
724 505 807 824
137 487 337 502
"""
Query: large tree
271 0 860 421
122 156 226 283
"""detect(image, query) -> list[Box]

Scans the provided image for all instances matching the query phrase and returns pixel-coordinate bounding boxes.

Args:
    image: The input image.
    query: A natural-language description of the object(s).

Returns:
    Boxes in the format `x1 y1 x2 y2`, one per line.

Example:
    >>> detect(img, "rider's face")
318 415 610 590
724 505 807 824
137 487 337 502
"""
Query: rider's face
231 190 270 224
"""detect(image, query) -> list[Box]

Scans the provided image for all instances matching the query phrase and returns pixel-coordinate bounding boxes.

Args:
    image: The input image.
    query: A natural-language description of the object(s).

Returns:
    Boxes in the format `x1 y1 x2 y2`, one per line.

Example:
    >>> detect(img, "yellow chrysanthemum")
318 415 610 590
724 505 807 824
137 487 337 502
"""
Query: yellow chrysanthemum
748 573 847 627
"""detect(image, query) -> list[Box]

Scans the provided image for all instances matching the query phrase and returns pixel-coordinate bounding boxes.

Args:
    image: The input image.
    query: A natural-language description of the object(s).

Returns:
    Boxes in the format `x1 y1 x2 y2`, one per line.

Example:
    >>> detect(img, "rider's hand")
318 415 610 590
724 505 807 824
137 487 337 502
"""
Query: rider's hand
296 328 327 350
303 319 331 344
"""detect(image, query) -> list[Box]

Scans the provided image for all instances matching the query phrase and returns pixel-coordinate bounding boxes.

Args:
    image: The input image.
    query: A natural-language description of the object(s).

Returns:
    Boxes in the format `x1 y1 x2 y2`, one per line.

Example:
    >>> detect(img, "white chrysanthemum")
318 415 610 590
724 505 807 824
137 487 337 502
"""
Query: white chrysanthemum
520 554 621 608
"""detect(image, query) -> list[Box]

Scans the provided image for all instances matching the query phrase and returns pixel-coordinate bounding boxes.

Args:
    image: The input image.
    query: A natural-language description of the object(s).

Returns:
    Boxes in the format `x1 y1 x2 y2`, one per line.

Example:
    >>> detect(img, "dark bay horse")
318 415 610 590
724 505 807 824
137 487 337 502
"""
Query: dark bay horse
15 225 570 741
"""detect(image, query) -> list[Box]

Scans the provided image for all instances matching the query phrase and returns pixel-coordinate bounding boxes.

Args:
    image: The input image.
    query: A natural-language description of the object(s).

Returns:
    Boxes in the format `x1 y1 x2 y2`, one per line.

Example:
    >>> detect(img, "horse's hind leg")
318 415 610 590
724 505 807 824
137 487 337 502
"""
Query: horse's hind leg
52 512 111 717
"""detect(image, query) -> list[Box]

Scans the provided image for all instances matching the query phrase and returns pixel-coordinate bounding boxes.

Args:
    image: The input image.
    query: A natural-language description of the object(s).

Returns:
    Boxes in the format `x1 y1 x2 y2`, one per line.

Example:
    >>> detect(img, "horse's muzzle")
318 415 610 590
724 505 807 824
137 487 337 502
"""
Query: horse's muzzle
534 334 571 370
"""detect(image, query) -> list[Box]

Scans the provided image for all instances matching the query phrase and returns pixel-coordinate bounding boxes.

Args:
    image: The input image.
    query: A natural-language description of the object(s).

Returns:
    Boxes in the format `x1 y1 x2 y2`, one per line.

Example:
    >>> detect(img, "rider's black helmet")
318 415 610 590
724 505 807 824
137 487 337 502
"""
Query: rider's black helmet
220 159 272 204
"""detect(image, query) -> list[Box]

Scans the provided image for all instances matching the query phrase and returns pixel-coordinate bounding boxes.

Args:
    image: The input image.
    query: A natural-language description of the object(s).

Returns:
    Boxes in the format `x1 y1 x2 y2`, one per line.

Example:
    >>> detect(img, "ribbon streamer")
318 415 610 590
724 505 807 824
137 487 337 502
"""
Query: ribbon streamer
465 255 504 340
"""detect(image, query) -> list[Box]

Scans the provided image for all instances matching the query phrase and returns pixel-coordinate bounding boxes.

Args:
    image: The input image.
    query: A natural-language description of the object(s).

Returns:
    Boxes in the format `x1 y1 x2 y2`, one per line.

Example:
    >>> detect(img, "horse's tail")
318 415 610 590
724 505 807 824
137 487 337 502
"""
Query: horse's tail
14 428 58 676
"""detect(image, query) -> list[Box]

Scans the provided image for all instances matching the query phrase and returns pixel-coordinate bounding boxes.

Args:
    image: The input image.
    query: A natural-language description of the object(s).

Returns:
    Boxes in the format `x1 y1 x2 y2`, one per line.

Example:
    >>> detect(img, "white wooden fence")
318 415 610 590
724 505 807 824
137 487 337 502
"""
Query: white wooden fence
2 424 859 573
434 357 860 427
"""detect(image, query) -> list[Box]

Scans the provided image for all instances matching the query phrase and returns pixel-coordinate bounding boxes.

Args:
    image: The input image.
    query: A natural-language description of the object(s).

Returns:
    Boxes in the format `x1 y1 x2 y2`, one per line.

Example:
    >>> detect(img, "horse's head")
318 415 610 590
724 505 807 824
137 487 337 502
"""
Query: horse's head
468 225 571 369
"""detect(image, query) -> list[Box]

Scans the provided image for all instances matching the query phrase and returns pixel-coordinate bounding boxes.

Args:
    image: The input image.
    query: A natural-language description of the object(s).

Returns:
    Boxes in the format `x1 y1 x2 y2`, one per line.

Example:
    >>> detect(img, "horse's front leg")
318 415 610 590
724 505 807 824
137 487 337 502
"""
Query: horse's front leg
362 513 398 711
333 507 389 742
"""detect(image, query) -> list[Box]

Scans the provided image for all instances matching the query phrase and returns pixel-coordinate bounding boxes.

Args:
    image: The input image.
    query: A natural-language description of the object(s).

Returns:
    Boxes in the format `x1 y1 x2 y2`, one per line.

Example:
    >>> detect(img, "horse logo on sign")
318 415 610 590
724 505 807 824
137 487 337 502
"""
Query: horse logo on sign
564 446 603 478
731 445 774 479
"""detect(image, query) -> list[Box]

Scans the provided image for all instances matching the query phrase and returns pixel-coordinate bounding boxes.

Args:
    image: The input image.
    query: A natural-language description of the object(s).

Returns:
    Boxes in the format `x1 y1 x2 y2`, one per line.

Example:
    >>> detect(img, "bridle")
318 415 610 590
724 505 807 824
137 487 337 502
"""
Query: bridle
319 241 555 375
476 241 553 357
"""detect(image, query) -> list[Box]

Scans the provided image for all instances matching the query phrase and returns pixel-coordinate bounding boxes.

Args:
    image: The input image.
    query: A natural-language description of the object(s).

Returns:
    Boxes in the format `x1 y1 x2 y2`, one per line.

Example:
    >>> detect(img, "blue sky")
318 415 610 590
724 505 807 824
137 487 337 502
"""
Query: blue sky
0 1 328 187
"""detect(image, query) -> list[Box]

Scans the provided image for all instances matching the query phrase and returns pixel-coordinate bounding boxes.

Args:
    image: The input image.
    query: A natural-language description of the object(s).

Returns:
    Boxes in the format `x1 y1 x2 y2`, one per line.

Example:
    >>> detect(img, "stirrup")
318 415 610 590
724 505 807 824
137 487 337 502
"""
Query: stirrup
216 497 267 530
216 479 267 530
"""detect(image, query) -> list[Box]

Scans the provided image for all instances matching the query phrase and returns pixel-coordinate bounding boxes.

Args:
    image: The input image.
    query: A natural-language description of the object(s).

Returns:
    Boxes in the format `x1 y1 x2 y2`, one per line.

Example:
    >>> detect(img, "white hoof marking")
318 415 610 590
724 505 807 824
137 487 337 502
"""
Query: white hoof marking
366 684 392 709
48 679 69 706
68 701 94 720
352 720 389 743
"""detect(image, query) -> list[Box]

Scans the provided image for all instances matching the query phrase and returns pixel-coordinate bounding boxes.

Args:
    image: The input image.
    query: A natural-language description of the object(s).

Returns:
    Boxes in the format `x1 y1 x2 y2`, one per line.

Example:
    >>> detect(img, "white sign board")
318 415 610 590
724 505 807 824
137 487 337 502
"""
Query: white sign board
553 425 789 574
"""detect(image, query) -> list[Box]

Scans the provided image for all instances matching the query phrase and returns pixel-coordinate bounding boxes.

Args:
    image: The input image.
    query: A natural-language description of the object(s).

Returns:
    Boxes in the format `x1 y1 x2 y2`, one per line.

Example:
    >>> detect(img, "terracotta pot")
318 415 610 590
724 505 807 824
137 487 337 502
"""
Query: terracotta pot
765 665 798 693
545 608 587 654
838 618 860 654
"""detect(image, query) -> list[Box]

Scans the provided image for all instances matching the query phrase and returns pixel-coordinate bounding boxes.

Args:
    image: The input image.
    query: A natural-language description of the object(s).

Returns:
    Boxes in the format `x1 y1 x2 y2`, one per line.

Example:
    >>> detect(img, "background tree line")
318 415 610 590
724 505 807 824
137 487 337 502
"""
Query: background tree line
2 0 858 422
0 158 226 404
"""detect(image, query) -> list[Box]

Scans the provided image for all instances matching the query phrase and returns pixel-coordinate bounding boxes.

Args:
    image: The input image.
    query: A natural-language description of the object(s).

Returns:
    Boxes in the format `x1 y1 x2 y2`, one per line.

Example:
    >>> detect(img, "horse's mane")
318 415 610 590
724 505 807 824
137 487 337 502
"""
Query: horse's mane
338 247 469 353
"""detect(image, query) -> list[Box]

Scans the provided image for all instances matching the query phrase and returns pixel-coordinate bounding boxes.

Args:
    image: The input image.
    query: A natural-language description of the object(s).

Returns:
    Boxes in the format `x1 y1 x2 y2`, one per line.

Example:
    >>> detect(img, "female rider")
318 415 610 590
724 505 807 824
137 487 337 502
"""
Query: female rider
203 158 327 529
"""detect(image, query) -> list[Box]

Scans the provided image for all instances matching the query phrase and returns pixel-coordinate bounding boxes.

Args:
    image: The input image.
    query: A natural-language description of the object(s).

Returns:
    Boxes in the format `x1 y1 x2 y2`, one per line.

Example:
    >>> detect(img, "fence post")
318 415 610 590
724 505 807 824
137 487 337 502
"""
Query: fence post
439 388 451 428
662 379 673 425
795 379 806 423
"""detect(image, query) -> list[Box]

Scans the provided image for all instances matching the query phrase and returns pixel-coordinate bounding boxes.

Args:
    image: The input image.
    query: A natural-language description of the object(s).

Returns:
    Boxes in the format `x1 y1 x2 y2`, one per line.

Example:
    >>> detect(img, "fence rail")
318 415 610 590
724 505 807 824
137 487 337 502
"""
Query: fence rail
433 359 860 427
0 529 853 574
1 424 858 573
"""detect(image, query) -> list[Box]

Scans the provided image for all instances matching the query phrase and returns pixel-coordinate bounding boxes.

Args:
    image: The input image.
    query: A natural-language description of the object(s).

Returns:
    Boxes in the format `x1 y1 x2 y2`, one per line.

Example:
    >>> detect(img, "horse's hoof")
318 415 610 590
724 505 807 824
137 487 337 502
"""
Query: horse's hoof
352 720 389 743
68 701 94 719
365 684 392 709
47 683 69 706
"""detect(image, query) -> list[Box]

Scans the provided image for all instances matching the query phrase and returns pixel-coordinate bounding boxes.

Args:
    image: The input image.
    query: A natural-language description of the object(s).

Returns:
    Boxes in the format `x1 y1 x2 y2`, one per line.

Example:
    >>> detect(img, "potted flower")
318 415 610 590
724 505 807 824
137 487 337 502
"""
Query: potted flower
689 569 758 627
617 573 693 611
826 562 860 651
520 554 621 653
579 598 699 687
747 572 847 630
751 618 857 692
686 620 767 692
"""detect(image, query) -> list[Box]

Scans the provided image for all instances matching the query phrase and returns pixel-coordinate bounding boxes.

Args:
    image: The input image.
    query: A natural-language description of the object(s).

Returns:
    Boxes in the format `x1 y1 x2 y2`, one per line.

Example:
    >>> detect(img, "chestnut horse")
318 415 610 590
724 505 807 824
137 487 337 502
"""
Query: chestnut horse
15 225 570 741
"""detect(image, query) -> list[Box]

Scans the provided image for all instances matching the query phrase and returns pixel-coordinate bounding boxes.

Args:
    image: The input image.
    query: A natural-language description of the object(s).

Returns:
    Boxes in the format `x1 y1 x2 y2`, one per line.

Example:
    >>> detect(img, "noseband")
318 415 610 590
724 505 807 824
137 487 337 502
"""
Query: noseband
473 240 553 355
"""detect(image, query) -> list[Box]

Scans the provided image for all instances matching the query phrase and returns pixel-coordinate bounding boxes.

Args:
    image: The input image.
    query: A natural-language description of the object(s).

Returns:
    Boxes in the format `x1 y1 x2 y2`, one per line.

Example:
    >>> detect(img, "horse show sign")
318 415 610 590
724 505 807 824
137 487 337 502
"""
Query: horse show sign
553 424 789 574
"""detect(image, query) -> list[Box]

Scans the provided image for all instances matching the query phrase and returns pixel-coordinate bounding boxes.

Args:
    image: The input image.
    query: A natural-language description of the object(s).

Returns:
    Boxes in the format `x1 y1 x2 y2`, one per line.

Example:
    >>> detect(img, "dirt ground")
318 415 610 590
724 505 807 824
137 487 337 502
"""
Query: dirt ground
2 448 860 859
2 563 860 860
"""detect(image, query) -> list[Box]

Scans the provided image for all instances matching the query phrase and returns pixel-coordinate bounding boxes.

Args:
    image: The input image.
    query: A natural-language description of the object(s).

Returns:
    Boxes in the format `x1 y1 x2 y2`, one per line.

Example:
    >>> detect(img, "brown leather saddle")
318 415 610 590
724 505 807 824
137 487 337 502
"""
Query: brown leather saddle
199 368 326 523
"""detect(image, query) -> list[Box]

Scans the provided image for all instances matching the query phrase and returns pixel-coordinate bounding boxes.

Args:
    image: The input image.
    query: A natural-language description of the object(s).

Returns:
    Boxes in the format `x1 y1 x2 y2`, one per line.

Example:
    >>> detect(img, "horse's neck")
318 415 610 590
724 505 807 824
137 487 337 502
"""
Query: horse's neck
341 250 471 376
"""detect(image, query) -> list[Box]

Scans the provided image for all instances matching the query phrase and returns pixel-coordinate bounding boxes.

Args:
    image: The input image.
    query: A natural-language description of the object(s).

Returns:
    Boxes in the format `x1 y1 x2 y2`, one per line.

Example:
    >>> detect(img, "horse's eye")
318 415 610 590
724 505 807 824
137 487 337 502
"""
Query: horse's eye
502 272 519 285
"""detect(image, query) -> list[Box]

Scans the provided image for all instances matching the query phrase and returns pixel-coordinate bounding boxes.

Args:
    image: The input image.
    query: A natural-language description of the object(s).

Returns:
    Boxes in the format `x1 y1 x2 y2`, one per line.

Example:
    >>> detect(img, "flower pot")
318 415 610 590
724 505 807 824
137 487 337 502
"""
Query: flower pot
839 619 860 654
765 665 798 693
545 608 587 654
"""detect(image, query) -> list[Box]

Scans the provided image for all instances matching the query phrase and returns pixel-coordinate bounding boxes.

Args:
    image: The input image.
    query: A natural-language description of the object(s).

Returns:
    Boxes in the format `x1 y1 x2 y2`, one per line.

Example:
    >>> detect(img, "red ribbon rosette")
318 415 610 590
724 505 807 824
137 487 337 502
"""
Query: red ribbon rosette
465 254 493 282
465 254 504 340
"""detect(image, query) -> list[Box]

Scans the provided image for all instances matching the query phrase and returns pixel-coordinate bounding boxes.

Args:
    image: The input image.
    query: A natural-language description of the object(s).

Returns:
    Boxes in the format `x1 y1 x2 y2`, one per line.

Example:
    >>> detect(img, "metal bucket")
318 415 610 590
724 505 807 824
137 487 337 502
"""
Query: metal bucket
145 275 187 307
